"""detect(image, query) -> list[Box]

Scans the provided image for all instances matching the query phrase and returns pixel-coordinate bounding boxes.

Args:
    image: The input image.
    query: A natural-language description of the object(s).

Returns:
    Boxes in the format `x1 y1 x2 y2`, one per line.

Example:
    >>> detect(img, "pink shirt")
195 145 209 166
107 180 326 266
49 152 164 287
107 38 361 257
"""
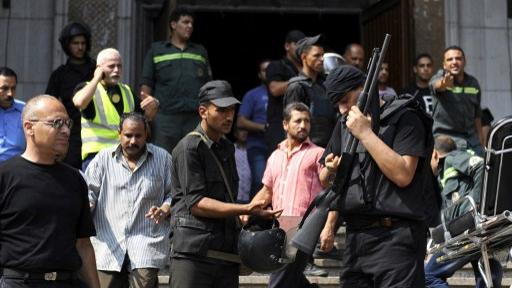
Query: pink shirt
262 139 325 217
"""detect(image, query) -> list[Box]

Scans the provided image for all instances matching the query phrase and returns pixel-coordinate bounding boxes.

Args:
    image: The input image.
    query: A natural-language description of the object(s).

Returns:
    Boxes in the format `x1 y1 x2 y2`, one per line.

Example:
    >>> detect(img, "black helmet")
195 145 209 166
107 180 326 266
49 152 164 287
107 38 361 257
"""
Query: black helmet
238 217 290 273
58 22 91 56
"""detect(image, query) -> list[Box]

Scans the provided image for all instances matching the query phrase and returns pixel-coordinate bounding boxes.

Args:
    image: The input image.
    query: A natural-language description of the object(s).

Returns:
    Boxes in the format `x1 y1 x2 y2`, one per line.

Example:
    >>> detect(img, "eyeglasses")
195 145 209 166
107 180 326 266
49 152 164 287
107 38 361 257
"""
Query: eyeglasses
29 118 73 130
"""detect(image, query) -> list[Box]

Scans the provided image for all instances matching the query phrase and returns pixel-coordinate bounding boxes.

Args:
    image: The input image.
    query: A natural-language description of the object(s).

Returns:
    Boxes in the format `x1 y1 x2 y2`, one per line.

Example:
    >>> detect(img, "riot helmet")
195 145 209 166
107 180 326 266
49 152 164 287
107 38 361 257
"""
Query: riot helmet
323 52 346 75
58 22 92 57
238 216 291 273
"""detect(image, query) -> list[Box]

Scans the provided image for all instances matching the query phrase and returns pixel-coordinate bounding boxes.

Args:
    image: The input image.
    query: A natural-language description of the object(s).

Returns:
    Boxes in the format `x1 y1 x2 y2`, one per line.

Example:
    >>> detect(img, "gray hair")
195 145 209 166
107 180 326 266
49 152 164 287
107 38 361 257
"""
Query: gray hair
97 48 121 65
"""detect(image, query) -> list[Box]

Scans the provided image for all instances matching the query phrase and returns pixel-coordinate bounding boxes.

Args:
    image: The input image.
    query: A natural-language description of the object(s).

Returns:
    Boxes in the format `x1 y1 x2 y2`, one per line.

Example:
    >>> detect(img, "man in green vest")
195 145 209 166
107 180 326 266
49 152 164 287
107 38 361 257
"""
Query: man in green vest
73 48 159 170
140 6 212 154
430 46 484 156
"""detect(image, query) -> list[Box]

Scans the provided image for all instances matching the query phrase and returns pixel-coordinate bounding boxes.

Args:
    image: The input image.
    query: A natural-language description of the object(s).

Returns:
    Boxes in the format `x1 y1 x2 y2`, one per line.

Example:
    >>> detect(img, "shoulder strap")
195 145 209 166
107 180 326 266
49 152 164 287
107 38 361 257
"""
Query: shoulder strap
187 132 242 227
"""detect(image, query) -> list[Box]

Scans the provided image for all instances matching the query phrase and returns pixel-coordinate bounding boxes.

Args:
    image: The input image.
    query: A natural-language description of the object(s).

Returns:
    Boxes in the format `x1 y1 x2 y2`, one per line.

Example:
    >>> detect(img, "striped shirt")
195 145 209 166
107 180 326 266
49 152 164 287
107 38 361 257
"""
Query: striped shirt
86 143 172 271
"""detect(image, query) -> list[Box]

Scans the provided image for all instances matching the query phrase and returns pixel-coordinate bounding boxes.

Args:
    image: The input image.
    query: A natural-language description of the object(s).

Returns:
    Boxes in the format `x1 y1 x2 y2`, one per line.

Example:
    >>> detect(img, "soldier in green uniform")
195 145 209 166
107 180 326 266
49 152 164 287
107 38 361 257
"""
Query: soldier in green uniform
425 135 502 288
429 46 484 156
141 6 212 153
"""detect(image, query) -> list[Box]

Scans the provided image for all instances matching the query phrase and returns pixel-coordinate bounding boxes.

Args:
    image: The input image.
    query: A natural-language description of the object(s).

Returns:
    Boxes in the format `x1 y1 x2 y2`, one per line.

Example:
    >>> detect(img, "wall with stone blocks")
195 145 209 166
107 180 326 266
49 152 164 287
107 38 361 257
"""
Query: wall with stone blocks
445 0 512 121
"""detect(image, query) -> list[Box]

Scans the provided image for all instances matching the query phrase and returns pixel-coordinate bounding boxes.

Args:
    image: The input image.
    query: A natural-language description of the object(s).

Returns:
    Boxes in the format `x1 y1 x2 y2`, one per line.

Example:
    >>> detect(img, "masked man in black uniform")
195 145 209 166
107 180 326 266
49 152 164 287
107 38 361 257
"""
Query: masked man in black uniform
45 22 96 169
318 65 432 288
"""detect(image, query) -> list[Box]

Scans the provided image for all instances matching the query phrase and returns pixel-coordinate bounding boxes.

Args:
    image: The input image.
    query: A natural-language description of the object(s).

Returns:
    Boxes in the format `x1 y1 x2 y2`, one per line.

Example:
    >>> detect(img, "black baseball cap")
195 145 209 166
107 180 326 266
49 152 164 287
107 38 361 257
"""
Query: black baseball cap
285 30 306 43
295 34 325 60
198 80 240 107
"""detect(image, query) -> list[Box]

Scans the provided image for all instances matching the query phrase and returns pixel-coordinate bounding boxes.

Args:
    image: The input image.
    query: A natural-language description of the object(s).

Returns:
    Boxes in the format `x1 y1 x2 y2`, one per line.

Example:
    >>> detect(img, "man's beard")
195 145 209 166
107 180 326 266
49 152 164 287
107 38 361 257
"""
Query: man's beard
290 132 308 143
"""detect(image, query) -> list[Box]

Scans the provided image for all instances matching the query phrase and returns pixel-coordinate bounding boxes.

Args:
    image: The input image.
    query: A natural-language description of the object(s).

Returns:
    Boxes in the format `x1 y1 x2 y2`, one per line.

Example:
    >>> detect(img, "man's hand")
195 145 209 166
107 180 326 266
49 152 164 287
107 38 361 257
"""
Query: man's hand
140 91 159 121
145 204 170 224
346 106 372 140
253 208 283 219
244 199 283 219
239 214 250 225
324 153 341 173
319 225 335 252
437 70 454 91
92 66 105 83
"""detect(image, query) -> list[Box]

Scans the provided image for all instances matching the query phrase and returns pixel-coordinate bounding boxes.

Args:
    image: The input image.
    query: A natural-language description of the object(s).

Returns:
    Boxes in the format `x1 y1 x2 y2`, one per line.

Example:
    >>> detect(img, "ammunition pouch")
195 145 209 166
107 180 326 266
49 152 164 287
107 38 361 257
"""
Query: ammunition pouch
171 215 214 257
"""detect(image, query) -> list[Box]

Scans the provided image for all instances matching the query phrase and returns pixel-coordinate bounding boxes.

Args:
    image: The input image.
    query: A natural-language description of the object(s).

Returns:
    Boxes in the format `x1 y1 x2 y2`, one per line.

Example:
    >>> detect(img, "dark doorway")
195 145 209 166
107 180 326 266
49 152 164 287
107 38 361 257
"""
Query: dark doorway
190 11 361 100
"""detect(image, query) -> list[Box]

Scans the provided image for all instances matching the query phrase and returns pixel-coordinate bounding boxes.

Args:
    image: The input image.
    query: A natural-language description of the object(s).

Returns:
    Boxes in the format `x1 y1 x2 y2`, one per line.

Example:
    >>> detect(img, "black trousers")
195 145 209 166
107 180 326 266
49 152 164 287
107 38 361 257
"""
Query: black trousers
268 250 313 288
340 220 426 288
170 257 238 288
0 277 79 288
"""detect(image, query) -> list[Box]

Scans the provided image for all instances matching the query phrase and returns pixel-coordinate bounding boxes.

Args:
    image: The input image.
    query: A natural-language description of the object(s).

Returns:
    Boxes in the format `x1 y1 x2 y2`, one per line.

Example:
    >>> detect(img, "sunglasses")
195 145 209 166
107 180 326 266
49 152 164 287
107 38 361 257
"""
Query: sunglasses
29 118 73 130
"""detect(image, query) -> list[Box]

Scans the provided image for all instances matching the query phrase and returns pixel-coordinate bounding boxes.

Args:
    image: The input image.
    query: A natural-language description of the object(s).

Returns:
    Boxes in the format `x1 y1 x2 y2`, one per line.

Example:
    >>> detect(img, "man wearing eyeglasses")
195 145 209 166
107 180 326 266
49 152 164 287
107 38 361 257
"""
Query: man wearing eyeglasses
73 48 159 170
0 95 100 287
0 67 25 163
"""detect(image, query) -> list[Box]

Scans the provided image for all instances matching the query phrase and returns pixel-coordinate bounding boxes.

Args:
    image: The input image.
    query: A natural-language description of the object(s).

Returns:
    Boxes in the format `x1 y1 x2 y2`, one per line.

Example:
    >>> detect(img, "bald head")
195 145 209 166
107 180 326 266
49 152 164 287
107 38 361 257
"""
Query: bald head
344 43 365 70
22 95 65 122
22 95 70 163
97 48 122 66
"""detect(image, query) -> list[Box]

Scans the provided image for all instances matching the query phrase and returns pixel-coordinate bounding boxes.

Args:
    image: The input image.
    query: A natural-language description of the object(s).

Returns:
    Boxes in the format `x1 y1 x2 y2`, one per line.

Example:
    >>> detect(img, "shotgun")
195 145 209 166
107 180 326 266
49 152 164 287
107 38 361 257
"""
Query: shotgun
290 34 391 256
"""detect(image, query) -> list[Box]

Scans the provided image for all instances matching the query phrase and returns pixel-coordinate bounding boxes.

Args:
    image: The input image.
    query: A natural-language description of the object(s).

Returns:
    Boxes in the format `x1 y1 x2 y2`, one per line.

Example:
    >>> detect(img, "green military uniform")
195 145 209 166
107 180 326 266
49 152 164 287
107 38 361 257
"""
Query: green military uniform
440 149 484 221
429 69 483 154
141 41 212 153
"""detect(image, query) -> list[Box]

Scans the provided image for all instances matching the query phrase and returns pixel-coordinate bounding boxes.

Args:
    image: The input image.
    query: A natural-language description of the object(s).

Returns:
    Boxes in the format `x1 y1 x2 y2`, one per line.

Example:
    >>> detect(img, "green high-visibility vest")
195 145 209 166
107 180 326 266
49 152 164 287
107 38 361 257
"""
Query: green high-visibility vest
81 83 134 159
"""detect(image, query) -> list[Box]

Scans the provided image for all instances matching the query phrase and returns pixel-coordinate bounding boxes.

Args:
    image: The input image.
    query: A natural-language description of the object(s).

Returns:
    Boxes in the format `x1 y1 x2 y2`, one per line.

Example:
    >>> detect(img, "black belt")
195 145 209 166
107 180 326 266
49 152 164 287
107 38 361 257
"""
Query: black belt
346 216 406 231
0 268 78 281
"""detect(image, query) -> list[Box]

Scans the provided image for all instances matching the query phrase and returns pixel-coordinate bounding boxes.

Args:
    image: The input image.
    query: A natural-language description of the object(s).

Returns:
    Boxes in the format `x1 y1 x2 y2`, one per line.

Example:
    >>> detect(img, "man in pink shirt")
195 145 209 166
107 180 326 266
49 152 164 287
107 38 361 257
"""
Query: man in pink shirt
256 102 327 287
261 103 324 217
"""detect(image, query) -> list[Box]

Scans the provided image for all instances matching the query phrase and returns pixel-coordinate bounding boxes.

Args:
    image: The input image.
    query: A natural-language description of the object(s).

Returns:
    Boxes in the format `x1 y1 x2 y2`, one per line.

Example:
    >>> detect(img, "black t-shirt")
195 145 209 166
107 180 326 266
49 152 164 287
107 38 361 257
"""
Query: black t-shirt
46 57 96 122
74 82 142 120
46 58 96 169
321 109 427 219
0 156 95 272
402 83 433 115
321 112 425 163
264 57 300 150
265 57 299 124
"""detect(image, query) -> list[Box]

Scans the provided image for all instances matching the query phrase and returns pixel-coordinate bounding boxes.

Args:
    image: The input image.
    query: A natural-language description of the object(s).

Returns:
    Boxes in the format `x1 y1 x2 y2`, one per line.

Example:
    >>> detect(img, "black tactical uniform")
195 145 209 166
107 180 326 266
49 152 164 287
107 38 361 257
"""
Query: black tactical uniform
284 73 338 147
322 96 432 288
170 124 240 288
45 22 95 169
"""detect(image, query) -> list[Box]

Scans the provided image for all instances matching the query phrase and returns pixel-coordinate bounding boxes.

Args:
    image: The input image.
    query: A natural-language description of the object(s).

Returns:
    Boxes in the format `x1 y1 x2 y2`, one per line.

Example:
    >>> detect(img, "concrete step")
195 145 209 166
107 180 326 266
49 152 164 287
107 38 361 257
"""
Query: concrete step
158 274 512 288
158 226 512 287
158 259 512 287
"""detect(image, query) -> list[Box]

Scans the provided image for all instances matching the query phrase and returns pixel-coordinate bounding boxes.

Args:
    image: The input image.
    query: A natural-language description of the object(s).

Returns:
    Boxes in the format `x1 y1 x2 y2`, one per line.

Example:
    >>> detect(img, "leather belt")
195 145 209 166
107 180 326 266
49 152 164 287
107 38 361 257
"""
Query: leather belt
0 268 78 281
206 250 241 263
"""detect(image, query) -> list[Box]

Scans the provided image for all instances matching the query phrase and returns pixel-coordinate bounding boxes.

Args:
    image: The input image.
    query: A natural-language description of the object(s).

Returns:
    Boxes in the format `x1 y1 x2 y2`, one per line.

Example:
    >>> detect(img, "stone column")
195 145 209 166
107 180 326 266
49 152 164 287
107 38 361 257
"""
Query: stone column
0 0 54 101
412 0 445 72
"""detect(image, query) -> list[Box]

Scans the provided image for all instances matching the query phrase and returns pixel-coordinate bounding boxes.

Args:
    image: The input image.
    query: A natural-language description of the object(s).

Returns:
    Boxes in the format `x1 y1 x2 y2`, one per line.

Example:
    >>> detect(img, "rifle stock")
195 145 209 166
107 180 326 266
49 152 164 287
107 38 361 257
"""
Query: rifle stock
290 153 354 255
290 34 391 256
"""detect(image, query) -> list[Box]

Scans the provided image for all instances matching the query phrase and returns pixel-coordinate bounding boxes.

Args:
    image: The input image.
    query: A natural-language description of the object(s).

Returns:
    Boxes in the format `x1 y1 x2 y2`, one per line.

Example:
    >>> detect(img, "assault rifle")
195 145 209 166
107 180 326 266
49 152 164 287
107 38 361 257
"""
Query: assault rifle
290 34 391 256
